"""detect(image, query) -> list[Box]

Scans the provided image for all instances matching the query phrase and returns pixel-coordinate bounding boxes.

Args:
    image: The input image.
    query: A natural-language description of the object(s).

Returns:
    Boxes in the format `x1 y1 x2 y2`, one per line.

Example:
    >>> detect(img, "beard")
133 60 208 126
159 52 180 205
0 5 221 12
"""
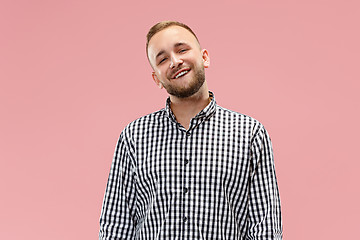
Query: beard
163 64 206 98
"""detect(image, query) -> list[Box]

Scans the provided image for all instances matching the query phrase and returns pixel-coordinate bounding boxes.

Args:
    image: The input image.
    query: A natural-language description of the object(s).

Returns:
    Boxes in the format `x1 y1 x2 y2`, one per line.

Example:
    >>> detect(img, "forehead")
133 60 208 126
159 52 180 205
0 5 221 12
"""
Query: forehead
148 26 199 58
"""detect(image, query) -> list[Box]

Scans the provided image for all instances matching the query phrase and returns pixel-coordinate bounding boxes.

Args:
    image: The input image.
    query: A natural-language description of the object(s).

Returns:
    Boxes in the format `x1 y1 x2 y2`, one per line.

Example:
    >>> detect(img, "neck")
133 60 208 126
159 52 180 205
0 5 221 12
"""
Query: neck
169 82 210 130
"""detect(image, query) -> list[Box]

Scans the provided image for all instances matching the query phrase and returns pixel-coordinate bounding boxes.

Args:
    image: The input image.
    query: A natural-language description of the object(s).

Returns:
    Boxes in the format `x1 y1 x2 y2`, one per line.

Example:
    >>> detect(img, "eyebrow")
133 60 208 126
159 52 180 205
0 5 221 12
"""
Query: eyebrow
155 42 189 60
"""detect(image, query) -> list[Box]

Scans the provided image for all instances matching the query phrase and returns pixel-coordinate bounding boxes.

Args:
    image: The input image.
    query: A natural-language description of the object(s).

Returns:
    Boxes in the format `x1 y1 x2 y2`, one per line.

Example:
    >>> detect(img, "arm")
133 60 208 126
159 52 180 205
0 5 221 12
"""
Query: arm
99 132 137 239
247 124 282 240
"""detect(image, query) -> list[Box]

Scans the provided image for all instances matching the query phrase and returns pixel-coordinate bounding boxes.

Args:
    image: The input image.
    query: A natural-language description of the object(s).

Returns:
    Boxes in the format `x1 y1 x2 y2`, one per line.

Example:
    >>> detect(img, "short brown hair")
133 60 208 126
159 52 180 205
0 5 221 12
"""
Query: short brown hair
146 21 200 58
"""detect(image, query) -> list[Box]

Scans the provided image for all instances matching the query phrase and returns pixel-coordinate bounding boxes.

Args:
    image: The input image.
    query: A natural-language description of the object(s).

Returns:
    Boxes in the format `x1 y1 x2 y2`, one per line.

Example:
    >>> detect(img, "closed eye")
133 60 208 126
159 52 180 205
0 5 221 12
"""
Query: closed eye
158 58 167 64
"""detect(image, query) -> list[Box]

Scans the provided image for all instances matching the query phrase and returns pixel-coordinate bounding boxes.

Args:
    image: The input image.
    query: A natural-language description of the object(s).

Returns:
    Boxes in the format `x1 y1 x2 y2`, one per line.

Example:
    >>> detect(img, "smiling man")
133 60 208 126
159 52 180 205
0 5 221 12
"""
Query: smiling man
99 21 283 239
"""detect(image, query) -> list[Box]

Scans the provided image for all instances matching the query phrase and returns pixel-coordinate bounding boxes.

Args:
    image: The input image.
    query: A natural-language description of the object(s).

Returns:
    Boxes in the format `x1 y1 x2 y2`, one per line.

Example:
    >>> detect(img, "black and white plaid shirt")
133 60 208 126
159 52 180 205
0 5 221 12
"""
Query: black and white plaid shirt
99 92 282 239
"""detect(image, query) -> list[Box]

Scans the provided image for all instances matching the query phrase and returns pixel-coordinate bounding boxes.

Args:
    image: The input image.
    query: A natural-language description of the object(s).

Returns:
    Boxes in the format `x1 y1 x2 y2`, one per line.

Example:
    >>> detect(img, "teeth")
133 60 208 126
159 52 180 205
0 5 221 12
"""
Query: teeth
175 70 189 79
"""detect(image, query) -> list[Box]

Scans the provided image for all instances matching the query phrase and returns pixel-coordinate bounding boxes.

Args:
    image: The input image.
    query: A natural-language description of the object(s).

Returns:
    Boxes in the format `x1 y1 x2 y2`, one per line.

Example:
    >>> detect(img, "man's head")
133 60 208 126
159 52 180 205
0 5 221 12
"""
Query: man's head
146 21 210 98
146 21 200 59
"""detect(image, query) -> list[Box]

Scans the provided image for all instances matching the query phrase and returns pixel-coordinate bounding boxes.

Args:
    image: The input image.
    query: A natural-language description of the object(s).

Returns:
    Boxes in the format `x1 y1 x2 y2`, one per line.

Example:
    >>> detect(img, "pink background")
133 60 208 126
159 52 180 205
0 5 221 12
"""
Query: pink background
1 0 359 239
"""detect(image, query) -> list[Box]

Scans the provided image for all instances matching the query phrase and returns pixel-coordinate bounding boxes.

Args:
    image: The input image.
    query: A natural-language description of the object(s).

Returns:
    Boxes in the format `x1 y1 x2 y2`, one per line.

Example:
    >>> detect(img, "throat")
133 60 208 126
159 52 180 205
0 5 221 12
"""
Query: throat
170 92 211 130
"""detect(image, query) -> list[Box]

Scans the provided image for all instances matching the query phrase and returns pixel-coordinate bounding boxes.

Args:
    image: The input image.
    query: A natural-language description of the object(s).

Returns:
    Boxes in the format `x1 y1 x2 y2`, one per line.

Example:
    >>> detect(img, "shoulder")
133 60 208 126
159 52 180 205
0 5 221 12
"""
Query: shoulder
120 108 167 138
216 105 263 127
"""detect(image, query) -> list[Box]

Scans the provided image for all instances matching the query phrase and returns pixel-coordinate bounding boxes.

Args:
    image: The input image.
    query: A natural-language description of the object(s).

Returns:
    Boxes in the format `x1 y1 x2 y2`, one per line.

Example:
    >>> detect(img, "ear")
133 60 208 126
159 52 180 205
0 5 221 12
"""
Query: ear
201 49 210 68
152 72 163 89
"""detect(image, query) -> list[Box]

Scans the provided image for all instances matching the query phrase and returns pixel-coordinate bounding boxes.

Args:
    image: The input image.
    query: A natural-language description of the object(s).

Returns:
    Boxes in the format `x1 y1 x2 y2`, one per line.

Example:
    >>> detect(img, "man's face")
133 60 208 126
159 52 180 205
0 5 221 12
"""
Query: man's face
147 26 210 98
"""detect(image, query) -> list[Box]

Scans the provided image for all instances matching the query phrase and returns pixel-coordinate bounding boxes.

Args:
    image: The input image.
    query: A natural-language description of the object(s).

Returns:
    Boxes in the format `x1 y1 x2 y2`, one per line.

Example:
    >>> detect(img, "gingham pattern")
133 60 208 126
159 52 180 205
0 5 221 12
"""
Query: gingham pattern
99 92 282 239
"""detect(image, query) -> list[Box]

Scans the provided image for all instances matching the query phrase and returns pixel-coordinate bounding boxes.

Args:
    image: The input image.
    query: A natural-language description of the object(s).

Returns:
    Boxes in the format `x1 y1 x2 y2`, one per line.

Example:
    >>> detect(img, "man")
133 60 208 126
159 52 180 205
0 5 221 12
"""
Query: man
99 21 282 239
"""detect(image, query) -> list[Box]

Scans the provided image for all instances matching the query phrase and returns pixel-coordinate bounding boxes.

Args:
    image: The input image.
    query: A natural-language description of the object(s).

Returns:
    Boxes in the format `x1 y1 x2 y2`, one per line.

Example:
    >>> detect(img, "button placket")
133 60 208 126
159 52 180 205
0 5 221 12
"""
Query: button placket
183 131 191 229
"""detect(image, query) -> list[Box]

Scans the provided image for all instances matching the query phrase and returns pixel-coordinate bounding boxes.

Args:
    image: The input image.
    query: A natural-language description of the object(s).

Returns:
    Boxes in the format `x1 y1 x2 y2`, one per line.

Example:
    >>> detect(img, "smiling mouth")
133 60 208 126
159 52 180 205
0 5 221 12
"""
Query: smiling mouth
173 69 190 79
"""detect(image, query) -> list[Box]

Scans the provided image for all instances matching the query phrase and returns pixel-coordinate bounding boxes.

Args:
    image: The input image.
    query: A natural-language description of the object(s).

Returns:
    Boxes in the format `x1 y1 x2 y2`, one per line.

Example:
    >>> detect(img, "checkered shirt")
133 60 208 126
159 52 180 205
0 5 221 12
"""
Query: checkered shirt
99 92 282 239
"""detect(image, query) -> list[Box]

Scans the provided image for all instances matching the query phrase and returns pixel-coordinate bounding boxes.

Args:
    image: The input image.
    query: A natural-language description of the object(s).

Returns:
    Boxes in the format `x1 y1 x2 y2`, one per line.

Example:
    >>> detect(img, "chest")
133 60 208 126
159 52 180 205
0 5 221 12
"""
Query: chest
135 123 252 195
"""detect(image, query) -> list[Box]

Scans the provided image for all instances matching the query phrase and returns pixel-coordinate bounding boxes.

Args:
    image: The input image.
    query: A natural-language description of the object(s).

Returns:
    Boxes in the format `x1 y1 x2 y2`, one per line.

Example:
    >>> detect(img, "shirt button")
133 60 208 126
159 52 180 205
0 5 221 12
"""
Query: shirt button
184 187 188 193
183 217 188 223
184 159 189 165
186 132 191 137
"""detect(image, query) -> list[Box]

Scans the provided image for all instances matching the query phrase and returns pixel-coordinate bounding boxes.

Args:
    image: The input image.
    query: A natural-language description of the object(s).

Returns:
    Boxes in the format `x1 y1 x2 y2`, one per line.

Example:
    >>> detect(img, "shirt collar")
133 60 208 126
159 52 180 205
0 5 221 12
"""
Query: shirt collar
165 91 217 123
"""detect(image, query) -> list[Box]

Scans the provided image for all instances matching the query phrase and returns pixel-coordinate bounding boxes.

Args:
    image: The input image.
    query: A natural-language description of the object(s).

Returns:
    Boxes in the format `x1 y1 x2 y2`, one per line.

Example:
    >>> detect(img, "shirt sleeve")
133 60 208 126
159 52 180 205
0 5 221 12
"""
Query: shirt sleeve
247 124 283 240
99 132 137 239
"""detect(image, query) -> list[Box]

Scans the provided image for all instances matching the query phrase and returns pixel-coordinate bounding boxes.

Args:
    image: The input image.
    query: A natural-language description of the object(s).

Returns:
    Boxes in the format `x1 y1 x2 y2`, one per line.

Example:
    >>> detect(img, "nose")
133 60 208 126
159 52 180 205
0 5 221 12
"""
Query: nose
169 53 183 68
